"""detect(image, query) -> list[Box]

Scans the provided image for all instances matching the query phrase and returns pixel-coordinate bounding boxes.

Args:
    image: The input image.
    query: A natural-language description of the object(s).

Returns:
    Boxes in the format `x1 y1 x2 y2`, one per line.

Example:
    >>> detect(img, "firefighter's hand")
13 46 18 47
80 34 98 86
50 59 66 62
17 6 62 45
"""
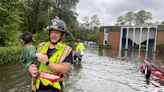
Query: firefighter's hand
28 64 39 77
36 53 48 64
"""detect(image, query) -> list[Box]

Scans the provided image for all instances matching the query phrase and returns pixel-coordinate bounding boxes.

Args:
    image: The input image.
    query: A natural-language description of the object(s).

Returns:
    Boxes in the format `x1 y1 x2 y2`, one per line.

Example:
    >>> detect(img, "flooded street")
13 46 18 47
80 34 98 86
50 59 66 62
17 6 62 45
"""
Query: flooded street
1 46 164 92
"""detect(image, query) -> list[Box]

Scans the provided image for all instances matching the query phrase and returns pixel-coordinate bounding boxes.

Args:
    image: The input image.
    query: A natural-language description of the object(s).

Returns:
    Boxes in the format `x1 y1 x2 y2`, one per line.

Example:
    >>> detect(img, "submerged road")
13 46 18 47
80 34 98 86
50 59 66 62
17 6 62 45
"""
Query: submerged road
0 47 164 92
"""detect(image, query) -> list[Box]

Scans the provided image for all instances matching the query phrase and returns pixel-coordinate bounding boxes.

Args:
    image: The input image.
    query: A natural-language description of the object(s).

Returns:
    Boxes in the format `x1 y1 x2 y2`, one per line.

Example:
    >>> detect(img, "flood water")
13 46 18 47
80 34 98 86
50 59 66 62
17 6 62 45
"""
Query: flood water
0 46 164 92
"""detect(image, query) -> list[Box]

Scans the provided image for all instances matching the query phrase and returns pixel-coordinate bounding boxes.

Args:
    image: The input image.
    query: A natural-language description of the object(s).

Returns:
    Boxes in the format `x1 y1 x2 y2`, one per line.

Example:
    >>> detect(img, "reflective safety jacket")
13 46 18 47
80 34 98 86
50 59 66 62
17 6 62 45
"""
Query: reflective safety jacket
36 42 72 90
76 42 85 52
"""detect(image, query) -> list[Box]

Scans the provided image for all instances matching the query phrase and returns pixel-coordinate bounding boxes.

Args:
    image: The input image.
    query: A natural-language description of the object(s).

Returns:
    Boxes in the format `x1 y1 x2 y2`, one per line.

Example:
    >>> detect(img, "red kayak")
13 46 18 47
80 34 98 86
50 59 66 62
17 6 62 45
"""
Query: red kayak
140 60 164 85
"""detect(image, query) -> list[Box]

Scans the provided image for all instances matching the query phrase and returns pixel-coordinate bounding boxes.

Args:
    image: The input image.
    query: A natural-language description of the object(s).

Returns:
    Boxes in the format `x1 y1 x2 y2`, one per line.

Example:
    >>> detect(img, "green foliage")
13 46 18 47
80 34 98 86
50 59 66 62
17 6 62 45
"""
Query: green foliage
141 45 146 51
0 46 22 64
115 10 152 26
99 43 112 49
135 10 152 26
0 0 27 64
74 15 100 42
116 16 126 26
75 27 98 42
90 15 100 28
20 0 79 33
63 34 75 48
33 31 49 45
0 0 80 64
161 21 164 24
0 27 21 46
0 1 25 27
124 11 135 26
0 0 27 46
156 43 164 53
37 11 50 31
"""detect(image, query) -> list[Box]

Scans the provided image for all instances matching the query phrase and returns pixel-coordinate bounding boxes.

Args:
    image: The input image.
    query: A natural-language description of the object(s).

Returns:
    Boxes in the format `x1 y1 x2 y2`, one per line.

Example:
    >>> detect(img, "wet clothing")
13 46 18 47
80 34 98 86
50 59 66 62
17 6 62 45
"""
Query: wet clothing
74 42 85 62
76 42 85 52
75 42 85 56
20 46 38 72
74 53 82 62
36 82 64 92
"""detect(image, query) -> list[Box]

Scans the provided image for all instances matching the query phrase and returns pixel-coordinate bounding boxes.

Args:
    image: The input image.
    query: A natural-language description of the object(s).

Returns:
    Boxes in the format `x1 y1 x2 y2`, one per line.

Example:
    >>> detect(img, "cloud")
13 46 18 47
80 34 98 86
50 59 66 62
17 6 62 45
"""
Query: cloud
76 0 164 25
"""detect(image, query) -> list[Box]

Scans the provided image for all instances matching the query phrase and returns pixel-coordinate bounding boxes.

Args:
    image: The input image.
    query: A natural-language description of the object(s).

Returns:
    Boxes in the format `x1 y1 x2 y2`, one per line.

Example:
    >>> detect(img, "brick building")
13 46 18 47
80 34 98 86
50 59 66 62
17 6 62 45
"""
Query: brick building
99 25 164 52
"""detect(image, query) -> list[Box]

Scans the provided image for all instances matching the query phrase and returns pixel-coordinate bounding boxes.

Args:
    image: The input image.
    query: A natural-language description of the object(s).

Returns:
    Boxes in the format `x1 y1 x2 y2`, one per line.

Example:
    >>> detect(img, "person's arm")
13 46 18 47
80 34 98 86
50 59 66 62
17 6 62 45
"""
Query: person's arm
28 64 39 77
29 47 39 66
48 62 71 74
36 53 72 74
29 47 37 59
48 51 73 74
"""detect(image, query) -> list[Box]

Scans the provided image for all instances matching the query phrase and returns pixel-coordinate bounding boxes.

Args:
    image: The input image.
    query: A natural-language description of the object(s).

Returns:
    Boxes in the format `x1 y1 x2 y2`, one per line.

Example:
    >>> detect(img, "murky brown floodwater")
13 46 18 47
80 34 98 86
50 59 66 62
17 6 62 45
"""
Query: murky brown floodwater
0 46 164 92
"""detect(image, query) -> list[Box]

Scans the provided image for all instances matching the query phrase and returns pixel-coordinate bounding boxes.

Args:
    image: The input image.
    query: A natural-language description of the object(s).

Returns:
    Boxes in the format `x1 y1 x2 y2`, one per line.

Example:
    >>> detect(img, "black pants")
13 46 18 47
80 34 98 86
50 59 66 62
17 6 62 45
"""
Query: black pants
36 83 64 92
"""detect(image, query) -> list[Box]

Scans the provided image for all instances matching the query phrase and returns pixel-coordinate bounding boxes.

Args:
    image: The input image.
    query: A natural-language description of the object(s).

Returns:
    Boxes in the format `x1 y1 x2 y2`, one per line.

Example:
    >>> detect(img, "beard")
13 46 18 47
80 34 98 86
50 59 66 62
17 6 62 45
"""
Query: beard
50 38 61 44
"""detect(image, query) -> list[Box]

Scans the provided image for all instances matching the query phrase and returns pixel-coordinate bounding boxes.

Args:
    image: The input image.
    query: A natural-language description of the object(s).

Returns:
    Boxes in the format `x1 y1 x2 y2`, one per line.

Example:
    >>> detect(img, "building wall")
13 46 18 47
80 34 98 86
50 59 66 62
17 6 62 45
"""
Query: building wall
104 29 109 44
99 31 104 44
157 31 164 44
124 28 156 45
108 31 120 49
99 25 164 51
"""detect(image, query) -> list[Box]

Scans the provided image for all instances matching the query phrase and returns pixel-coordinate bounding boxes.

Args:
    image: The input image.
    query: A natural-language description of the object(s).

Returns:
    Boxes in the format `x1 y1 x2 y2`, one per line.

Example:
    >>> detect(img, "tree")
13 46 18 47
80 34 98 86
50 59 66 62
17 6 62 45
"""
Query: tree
21 0 79 33
90 15 100 42
91 15 100 28
0 0 27 46
115 10 153 26
0 0 80 46
116 16 125 26
161 21 164 24
76 15 100 42
0 0 80 64
82 16 90 28
124 11 135 26
134 10 152 26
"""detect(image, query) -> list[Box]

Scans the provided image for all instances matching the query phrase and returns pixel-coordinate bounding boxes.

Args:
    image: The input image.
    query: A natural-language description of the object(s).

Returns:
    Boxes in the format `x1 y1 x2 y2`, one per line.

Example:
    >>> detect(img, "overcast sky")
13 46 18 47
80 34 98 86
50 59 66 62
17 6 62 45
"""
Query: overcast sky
76 0 164 26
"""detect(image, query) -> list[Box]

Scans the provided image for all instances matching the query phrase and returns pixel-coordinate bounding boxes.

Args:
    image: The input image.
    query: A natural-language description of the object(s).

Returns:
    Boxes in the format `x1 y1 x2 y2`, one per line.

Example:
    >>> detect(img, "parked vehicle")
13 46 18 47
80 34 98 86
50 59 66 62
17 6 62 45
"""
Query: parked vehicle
140 60 164 86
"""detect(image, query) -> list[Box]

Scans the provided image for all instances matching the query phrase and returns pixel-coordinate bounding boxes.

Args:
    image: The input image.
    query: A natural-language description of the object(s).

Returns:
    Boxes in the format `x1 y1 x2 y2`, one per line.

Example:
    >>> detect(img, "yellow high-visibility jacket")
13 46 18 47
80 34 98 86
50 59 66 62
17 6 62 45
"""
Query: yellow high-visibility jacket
36 42 72 90
76 42 85 52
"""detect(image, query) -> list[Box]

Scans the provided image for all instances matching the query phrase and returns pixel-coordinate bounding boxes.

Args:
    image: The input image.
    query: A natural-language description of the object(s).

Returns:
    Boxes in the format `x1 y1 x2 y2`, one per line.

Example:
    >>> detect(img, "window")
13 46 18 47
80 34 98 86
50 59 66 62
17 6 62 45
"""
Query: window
104 28 108 33
105 40 107 44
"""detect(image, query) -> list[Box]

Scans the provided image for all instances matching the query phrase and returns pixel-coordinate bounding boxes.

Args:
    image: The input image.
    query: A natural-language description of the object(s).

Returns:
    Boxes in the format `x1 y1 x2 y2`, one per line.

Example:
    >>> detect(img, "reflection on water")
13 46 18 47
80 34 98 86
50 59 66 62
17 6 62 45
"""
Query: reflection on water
0 62 31 92
98 48 119 59
65 47 164 92
0 47 164 92
99 48 164 65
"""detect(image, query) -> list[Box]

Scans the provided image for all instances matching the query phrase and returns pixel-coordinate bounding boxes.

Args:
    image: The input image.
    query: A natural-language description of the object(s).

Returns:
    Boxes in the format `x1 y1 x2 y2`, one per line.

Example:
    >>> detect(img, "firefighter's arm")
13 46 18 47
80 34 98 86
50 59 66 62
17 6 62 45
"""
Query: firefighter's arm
36 53 71 74
48 62 71 74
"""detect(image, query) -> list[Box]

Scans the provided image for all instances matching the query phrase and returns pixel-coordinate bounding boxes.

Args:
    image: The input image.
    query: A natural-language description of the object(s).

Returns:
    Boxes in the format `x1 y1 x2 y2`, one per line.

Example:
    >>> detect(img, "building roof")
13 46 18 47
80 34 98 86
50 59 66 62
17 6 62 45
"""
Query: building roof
100 25 164 32
157 25 164 31
100 26 121 32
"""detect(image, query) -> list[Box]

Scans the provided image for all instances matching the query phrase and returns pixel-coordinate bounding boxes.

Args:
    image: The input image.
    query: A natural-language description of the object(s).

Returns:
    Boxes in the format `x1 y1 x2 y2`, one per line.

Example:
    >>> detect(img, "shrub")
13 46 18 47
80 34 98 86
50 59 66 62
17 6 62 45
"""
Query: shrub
0 46 22 64
141 45 146 51
99 43 112 49
156 43 164 53
33 31 49 46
